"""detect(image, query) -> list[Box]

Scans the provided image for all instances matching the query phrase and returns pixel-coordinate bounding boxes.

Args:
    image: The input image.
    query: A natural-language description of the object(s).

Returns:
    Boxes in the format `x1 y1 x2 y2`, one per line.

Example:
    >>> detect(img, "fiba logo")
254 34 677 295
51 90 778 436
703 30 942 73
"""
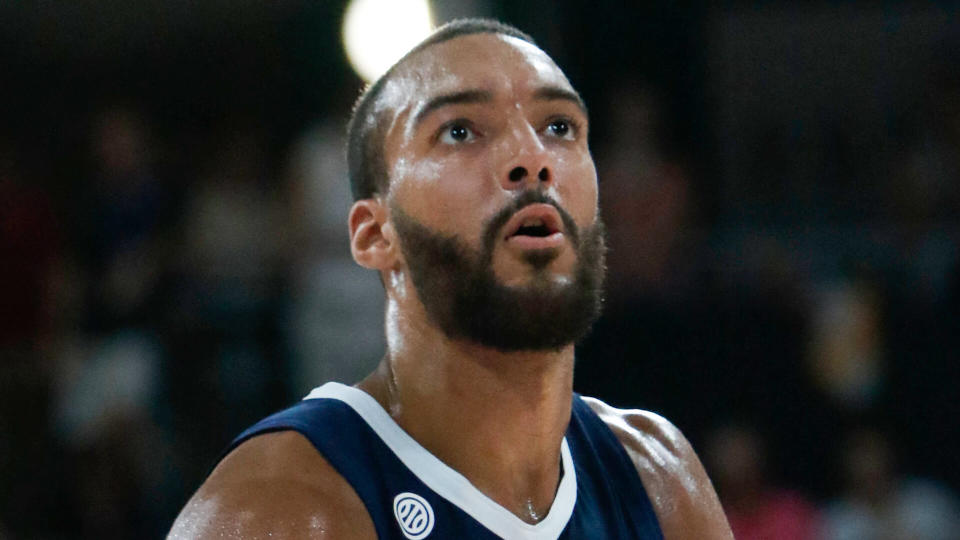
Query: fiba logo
393 492 435 539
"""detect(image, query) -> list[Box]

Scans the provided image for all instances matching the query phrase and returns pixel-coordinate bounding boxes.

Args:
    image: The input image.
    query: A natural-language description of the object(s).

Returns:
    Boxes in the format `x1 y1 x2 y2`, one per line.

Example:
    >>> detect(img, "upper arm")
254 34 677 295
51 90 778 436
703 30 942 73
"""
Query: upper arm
168 431 376 540
582 397 733 540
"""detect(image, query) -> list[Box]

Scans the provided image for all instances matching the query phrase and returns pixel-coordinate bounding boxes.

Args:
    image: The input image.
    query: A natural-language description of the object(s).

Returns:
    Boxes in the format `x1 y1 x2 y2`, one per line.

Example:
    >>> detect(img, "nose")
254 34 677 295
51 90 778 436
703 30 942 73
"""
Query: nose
500 125 552 190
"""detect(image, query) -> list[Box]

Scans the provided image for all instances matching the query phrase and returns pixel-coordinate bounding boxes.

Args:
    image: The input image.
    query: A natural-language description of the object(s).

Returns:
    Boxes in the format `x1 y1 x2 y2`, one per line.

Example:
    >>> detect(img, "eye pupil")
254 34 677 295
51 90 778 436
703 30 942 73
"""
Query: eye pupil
450 125 468 141
551 120 569 136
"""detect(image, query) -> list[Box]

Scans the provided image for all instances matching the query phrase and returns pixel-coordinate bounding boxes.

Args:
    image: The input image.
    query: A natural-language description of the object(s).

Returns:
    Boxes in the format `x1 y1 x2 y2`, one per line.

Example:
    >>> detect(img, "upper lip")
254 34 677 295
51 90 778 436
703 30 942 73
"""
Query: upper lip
503 203 564 239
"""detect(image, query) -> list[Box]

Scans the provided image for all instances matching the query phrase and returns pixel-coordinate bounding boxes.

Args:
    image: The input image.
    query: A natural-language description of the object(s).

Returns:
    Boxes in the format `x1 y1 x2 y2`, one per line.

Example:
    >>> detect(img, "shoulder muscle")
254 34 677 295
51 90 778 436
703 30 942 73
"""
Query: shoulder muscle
168 431 376 539
581 397 733 540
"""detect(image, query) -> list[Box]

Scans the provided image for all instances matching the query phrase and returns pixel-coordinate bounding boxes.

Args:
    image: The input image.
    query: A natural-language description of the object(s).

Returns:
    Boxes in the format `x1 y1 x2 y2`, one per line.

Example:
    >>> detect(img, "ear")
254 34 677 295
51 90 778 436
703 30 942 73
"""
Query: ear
349 198 398 270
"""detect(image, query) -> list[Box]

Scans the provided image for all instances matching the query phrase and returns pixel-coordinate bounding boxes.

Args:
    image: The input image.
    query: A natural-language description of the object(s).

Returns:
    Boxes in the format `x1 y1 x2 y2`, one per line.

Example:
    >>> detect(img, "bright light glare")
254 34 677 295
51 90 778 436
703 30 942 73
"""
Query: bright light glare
342 0 434 83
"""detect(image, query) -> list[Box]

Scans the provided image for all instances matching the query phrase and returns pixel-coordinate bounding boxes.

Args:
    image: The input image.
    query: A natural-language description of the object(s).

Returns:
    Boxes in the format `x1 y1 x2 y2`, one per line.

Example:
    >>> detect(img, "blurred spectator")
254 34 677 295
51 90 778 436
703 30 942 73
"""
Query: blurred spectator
76 105 170 331
53 330 174 537
283 121 384 395
179 127 284 317
822 427 960 540
706 423 820 540
596 81 694 295
807 273 885 411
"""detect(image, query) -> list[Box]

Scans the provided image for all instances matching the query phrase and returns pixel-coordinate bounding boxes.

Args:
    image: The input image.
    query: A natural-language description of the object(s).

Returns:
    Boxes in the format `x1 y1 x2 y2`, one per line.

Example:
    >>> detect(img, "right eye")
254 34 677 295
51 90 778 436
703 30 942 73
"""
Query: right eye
438 121 476 145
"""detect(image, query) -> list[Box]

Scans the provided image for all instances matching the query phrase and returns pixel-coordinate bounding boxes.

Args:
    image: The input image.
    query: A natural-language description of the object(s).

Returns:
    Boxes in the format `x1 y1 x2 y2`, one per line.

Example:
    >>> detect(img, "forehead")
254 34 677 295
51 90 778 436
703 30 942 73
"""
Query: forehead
376 33 575 114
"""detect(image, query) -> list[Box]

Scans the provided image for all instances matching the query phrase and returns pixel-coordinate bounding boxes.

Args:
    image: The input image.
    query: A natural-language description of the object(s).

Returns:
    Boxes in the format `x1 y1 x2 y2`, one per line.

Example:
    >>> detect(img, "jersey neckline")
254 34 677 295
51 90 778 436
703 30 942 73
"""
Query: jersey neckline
304 382 578 540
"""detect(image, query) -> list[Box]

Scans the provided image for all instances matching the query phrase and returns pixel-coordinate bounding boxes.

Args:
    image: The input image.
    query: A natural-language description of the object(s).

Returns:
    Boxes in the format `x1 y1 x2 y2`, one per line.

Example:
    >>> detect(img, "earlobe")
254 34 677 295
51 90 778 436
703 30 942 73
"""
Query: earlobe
349 198 397 270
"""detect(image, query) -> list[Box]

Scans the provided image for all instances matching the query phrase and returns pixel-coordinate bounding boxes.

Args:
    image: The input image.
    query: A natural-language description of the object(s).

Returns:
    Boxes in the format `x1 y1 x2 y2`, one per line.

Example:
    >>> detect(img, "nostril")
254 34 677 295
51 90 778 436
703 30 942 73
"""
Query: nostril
509 167 527 182
538 168 549 182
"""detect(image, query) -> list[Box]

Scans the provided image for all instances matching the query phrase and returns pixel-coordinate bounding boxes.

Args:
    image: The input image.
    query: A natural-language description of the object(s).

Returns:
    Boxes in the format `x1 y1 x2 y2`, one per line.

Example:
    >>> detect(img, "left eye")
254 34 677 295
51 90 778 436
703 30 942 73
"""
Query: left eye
438 122 476 145
546 119 575 140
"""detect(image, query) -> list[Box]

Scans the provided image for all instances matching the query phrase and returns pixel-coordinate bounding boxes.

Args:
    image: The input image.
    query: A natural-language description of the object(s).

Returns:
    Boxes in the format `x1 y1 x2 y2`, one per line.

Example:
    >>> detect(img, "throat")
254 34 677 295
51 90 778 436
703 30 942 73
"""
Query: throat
488 452 565 525
522 497 548 524
363 345 575 524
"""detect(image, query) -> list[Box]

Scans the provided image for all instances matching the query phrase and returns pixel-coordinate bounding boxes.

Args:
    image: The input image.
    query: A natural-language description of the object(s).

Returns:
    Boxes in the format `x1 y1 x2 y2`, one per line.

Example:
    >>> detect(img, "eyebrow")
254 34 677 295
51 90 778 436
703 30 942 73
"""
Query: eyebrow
412 89 493 128
411 85 589 129
533 86 588 119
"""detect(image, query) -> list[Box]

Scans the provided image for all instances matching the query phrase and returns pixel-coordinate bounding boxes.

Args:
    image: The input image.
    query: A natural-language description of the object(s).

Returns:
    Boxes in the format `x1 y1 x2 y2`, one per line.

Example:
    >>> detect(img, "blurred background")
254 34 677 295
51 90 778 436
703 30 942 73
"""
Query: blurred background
1 1 959 538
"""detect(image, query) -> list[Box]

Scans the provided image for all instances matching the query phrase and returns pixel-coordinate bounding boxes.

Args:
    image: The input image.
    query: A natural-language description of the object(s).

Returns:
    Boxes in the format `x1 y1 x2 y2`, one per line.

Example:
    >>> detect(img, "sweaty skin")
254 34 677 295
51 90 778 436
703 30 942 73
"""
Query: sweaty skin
170 32 732 539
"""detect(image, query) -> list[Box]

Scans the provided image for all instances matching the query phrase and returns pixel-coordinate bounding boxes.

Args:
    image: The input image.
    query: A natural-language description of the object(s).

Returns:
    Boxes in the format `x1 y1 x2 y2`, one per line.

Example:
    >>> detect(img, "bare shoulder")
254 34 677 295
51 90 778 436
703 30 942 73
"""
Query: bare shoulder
581 396 733 540
168 431 376 539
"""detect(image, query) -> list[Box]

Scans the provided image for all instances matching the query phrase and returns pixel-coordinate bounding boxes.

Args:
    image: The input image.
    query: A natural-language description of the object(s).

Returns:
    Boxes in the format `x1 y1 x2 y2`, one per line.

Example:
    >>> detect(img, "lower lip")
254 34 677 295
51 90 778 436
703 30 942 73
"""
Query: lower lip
506 232 565 250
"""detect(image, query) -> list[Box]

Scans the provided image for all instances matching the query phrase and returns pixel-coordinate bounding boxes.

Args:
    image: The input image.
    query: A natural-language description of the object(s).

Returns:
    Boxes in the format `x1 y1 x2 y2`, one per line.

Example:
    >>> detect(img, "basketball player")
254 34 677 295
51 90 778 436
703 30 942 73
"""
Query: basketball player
170 19 733 539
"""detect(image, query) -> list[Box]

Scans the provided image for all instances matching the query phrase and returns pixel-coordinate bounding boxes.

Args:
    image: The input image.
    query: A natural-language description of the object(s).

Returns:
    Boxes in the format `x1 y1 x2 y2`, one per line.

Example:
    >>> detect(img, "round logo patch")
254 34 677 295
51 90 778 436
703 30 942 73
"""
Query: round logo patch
393 492 435 539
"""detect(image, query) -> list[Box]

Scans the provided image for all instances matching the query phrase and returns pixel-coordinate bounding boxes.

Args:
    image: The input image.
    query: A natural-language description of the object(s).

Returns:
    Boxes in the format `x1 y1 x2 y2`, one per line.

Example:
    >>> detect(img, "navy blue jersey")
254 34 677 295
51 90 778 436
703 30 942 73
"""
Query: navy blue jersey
225 383 664 539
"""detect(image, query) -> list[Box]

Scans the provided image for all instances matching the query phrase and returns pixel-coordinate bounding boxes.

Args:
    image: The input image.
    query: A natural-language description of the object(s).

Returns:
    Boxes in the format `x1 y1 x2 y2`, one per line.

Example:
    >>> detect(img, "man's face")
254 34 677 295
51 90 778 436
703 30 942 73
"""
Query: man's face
378 33 605 351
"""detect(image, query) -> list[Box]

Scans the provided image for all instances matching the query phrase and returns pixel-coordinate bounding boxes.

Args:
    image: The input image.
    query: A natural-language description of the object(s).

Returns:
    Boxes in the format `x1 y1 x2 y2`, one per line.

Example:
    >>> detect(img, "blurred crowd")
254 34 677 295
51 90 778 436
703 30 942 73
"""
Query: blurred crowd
575 55 960 537
0 104 386 537
3 3 960 539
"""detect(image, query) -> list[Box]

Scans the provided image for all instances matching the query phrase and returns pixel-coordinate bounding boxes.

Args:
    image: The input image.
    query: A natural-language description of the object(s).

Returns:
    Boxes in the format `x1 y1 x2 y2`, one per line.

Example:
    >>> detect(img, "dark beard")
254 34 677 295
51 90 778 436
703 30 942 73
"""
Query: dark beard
391 190 607 352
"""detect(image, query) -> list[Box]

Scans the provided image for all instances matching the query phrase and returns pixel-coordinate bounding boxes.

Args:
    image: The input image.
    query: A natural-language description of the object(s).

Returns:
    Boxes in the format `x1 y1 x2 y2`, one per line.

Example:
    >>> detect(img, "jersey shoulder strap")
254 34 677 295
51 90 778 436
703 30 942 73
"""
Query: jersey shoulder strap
226 392 412 538
564 394 664 539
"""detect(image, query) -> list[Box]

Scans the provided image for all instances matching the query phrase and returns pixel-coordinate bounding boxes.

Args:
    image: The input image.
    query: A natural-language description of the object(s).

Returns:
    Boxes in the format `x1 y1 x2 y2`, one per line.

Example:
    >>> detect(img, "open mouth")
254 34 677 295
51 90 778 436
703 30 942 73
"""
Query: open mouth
514 221 554 238
504 204 563 240
501 204 566 255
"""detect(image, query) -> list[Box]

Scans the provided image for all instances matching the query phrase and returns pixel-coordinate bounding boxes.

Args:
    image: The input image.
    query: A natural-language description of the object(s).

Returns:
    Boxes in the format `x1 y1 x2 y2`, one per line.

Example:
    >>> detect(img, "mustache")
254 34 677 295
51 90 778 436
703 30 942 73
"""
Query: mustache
481 189 580 254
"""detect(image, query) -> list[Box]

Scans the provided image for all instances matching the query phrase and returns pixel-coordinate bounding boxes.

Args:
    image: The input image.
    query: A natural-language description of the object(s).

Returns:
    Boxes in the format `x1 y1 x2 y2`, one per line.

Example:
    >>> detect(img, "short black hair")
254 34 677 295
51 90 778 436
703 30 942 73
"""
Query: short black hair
346 18 536 201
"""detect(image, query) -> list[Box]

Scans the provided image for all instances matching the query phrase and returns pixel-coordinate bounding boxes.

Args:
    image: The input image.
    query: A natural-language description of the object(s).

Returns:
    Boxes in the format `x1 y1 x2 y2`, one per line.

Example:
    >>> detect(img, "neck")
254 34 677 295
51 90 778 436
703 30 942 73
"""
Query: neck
357 294 574 524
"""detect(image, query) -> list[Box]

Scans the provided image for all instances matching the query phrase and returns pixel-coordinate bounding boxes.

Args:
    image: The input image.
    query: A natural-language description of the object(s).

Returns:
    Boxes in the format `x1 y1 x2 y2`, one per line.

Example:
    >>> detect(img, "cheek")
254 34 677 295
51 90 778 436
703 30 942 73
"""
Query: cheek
556 155 599 226
389 153 496 236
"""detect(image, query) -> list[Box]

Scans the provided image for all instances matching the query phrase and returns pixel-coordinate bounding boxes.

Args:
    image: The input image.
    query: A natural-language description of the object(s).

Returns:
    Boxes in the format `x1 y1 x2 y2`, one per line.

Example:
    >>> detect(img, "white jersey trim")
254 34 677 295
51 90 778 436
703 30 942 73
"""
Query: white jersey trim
303 382 578 540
